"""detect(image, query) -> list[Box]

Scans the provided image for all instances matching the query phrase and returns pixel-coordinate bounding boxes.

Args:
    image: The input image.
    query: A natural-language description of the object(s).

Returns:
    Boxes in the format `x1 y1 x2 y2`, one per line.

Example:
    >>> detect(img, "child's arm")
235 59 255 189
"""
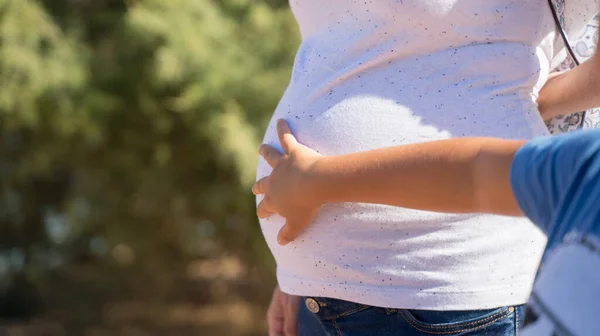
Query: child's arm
255 120 600 246
303 136 522 216
254 120 525 245
505 128 600 250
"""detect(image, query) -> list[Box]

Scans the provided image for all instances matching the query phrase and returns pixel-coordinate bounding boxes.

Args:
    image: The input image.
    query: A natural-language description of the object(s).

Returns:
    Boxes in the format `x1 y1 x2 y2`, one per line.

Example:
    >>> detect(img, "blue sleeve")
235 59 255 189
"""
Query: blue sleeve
510 130 600 250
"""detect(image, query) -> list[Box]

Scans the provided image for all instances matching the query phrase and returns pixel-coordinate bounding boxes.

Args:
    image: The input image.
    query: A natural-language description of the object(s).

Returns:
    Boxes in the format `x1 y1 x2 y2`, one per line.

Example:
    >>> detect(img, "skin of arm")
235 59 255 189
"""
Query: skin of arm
254 120 526 245
537 35 600 120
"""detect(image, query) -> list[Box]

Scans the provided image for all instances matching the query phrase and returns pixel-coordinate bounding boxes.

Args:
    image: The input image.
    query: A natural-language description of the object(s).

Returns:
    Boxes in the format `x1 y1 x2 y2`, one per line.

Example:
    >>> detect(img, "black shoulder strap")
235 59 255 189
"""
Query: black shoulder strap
547 0 580 66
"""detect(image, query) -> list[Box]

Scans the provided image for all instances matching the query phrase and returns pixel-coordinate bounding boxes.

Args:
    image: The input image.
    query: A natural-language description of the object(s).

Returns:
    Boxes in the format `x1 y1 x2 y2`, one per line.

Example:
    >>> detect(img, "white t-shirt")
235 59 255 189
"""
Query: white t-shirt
256 0 584 310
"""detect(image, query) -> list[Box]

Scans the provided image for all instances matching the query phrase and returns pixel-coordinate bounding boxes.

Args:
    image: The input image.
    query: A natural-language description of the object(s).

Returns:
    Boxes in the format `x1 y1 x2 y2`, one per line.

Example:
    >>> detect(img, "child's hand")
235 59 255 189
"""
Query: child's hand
253 120 324 245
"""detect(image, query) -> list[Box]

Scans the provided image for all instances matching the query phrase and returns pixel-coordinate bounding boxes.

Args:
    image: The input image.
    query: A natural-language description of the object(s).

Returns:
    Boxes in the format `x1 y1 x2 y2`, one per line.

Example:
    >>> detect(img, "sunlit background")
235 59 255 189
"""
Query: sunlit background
0 0 298 334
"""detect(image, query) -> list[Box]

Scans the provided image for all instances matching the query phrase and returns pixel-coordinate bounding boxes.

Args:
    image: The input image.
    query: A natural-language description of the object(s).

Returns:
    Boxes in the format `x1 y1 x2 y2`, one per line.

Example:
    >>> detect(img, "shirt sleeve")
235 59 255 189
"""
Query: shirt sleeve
510 129 600 250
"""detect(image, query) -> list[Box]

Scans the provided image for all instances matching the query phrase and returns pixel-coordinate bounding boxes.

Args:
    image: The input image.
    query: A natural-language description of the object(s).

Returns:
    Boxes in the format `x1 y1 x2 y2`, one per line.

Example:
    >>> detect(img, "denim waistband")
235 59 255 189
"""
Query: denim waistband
303 297 374 320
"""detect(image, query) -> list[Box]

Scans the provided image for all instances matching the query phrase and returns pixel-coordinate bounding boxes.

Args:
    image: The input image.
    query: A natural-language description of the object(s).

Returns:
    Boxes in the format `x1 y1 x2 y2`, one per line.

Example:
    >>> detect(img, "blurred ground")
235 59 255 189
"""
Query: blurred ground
0 255 273 336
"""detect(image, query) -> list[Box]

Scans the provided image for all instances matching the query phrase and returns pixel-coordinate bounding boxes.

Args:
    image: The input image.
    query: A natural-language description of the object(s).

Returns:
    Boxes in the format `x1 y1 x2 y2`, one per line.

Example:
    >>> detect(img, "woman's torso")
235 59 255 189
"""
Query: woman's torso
257 0 557 310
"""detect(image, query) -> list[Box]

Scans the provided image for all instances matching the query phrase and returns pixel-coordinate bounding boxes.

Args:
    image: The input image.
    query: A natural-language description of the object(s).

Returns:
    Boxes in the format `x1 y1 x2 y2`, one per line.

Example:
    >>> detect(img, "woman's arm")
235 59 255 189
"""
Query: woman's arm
253 120 525 245
538 37 600 120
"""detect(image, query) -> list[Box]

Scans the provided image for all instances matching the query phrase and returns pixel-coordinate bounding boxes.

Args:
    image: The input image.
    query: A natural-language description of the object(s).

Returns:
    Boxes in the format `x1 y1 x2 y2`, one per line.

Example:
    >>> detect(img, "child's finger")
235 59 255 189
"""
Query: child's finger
277 210 314 246
260 145 283 168
257 199 276 219
252 177 270 195
277 120 299 154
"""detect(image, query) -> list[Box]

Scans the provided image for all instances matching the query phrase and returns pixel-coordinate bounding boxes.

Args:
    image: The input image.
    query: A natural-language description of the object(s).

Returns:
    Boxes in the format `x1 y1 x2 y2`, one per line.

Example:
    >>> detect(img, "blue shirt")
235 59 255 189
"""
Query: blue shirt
510 129 600 252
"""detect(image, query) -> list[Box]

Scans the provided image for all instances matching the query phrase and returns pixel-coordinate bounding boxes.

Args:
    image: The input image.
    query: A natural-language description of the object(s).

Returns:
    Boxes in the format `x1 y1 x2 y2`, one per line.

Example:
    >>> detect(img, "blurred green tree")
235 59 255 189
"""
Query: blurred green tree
0 0 298 324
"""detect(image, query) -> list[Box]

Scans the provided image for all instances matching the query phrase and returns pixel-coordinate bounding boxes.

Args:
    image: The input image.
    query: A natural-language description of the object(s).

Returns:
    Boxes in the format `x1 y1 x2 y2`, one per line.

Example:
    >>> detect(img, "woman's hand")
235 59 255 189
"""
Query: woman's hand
267 285 300 336
253 120 324 245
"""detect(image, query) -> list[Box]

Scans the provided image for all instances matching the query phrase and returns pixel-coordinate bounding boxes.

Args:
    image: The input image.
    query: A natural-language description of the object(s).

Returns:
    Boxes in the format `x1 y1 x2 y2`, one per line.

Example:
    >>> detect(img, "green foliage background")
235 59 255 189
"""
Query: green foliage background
0 0 298 334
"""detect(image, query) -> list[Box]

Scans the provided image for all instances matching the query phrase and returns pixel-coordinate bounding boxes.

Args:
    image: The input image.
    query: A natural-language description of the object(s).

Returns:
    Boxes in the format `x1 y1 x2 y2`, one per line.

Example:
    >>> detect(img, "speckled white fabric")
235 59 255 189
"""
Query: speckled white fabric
256 1 598 310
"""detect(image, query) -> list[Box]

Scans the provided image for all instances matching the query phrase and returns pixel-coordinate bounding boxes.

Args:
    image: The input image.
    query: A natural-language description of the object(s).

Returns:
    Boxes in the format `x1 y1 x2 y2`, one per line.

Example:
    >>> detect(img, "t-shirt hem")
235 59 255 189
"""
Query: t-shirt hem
278 276 533 311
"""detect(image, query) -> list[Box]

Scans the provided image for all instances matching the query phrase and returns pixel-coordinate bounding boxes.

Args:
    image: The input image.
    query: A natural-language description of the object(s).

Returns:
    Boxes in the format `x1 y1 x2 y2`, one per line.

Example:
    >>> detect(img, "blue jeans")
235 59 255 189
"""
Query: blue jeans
298 297 524 336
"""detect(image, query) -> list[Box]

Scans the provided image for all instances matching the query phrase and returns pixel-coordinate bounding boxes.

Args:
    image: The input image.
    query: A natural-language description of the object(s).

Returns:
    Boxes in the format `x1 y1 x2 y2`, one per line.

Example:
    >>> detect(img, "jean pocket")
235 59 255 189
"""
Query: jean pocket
397 306 516 335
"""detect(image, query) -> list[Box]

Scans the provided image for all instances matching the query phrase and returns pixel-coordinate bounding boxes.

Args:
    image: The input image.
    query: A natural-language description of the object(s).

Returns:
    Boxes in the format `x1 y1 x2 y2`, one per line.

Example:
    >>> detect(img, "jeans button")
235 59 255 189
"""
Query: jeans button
305 298 320 313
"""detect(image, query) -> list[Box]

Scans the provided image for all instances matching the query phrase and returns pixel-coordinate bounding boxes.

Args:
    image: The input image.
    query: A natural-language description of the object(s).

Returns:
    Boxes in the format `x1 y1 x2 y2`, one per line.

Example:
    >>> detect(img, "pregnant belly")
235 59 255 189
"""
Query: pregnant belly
285 96 452 155
256 84 548 274
260 93 547 159
257 90 546 261
253 43 549 309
